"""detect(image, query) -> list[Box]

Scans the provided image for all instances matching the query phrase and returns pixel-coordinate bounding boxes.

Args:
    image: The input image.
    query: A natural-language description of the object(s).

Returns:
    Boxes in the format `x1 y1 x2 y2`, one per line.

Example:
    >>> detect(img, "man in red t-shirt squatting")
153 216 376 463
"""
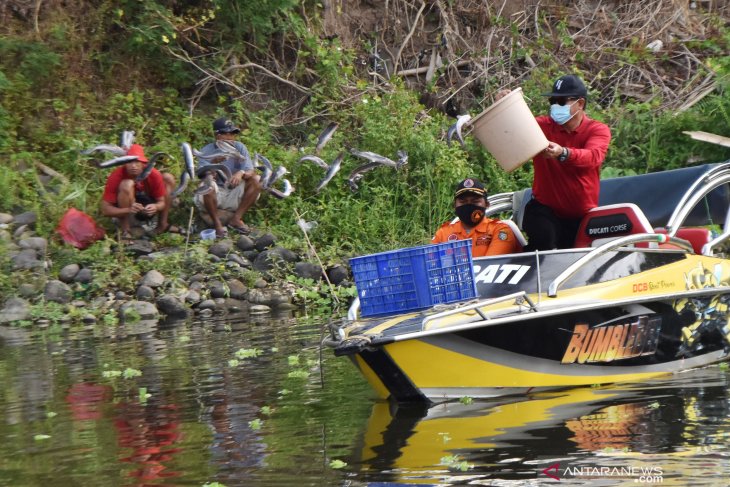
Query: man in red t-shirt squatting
100 144 177 237
497 75 611 251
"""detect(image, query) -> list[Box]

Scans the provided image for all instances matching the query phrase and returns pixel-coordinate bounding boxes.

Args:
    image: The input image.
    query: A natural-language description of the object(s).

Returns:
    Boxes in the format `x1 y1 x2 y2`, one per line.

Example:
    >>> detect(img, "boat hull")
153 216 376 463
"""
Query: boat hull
344 294 730 403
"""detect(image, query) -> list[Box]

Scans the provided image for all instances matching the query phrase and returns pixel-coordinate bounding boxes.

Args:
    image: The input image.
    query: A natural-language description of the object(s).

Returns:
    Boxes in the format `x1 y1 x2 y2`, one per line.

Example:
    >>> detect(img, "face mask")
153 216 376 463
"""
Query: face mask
455 204 486 226
550 101 577 125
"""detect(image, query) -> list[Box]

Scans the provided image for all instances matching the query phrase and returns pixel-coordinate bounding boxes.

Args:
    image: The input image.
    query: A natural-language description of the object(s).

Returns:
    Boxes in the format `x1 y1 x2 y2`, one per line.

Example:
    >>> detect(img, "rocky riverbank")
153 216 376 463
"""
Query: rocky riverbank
0 211 351 326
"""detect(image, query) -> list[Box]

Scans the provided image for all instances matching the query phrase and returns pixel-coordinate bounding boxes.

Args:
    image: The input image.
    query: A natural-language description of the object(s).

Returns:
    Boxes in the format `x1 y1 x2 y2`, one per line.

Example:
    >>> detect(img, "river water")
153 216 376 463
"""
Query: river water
1 312 729 486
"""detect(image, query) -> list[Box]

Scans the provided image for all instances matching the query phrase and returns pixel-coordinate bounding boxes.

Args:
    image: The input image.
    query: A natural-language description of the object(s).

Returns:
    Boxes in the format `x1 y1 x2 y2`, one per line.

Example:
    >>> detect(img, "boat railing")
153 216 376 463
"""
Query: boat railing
548 233 694 298
666 168 730 237
421 291 537 330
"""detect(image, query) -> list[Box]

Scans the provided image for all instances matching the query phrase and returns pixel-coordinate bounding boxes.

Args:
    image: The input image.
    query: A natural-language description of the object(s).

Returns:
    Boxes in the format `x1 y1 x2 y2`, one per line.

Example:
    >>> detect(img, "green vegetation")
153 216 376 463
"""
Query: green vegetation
0 1 728 310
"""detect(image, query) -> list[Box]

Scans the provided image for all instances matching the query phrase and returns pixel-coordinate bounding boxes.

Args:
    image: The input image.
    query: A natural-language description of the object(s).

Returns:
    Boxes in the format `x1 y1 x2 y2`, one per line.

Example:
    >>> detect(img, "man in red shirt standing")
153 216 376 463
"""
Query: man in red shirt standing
100 144 176 238
432 178 520 257
500 75 611 250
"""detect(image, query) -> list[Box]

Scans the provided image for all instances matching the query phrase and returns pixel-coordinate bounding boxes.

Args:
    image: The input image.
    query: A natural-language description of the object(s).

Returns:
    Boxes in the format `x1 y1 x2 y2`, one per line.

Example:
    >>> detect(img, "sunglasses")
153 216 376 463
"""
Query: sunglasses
549 97 578 106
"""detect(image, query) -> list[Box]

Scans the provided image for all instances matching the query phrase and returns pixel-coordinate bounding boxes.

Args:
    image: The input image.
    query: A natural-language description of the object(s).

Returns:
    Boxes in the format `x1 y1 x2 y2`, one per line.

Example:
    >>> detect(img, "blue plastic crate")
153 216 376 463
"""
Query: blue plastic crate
349 240 477 317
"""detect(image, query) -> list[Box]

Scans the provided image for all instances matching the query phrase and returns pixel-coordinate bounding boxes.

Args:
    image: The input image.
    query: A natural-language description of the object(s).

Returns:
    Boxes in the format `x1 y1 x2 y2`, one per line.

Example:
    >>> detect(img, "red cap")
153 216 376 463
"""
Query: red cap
126 144 148 163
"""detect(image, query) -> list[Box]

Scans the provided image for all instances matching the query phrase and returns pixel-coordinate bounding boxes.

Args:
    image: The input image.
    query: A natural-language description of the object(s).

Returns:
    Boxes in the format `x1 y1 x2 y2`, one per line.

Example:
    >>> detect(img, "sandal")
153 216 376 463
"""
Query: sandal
156 224 188 236
227 223 251 235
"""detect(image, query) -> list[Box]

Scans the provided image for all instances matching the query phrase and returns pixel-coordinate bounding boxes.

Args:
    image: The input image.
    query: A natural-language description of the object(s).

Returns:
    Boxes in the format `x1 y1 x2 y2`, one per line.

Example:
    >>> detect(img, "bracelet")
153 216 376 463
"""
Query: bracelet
558 147 569 162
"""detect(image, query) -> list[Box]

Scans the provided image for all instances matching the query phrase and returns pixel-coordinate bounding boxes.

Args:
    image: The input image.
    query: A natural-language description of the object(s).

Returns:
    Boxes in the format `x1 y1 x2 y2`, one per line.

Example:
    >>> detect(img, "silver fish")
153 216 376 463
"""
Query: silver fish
195 163 232 181
395 150 409 169
267 179 294 199
98 155 139 169
298 155 329 170
447 114 471 148
81 144 126 156
136 160 156 182
194 172 218 196
255 153 274 172
213 140 247 170
315 122 338 154
256 164 272 187
315 152 344 193
181 143 195 179
347 161 382 192
170 171 190 197
120 130 135 150
349 149 398 168
266 165 289 189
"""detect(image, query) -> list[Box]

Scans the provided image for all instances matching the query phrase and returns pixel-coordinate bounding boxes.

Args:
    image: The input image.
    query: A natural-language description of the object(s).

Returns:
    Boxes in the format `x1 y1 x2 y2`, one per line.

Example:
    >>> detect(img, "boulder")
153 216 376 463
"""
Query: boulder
139 270 165 288
254 233 276 251
119 300 159 321
11 249 43 270
156 295 190 319
247 288 291 307
19 237 47 253
226 279 248 300
0 213 13 224
44 280 72 304
12 211 37 227
252 247 298 272
294 262 322 280
327 264 350 286
0 297 31 324
135 285 156 301
74 268 93 283
235 235 256 252
209 240 233 258
59 263 81 283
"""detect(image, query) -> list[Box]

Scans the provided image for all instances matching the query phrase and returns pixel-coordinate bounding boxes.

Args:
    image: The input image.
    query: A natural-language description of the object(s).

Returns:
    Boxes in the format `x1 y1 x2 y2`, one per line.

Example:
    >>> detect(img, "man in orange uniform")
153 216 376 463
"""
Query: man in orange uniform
432 178 520 256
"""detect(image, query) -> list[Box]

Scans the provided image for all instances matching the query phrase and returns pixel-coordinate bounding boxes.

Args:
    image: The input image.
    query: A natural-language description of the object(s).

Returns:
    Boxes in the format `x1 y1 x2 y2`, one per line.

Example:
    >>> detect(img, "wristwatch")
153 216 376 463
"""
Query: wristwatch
558 147 569 162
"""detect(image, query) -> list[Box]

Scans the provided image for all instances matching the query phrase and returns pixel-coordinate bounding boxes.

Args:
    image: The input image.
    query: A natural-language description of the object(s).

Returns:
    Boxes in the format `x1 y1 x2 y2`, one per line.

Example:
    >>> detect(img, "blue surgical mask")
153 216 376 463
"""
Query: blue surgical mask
550 101 577 125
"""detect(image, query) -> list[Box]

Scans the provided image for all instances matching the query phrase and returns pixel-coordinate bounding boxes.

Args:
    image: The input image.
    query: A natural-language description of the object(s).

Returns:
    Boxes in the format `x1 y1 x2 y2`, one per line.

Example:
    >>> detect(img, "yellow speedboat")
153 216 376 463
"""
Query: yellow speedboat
327 162 730 404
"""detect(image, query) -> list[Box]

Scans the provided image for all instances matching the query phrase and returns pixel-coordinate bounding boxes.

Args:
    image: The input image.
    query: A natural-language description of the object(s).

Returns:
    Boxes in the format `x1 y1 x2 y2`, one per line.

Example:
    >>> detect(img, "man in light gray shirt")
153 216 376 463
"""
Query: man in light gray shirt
195 117 262 237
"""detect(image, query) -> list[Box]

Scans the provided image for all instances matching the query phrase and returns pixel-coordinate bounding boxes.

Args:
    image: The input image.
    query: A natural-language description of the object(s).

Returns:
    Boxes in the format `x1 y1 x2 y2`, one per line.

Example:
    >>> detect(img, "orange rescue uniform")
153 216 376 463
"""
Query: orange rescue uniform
432 218 520 257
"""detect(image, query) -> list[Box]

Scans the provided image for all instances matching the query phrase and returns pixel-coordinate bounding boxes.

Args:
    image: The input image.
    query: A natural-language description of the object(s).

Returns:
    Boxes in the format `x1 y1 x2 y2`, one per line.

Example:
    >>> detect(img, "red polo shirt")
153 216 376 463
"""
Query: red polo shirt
532 114 611 219
102 166 167 205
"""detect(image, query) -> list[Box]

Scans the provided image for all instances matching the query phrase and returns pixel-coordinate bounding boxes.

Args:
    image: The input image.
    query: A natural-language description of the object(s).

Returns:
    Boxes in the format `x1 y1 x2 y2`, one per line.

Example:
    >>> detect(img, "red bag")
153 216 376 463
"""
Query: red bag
56 208 106 249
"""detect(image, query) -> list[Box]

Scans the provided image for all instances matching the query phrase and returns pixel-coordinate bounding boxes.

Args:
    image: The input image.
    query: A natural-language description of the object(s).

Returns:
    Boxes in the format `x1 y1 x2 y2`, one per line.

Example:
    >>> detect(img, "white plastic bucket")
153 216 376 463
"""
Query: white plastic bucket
469 88 549 172
200 228 216 241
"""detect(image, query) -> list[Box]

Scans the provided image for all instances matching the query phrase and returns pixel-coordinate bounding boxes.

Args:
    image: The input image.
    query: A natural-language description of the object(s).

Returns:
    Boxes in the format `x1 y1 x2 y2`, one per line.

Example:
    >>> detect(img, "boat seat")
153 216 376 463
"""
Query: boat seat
652 227 713 255
574 203 654 248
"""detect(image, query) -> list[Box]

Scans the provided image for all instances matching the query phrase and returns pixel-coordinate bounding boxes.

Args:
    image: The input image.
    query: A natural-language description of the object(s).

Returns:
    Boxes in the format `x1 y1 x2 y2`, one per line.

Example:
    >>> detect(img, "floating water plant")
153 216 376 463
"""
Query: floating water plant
287 370 309 379
34 434 51 441
122 368 142 379
459 396 473 405
248 418 263 430
287 355 300 366
440 454 472 472
102 370 122 378
139 387 151 403
259 406 273 416
329 459 347 469
235 348 262 359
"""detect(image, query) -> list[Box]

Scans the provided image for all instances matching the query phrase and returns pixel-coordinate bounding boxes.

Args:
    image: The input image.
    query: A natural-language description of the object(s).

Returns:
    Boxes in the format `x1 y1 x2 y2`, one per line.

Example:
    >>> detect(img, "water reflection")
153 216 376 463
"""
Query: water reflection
0 314 728 486
354 369 730 485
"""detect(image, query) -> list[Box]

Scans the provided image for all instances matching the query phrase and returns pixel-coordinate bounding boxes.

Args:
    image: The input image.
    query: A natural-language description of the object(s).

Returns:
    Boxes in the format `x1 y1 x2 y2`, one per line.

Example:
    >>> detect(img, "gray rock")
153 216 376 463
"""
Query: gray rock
125 240 154 256
197 308 213 317
294 262 322 280
223 298 248 313
156 295 190 319
12 211 37 227
236 235 256 252
209 240 233 258
227 253 251 268
59 263 81 283
184 290 201 304
226 279 248 300
249 304 271 314
241 250 259 261
120 300 159 321
139 270 165 288
190 273 206 282
19 237 47 253
18 283 37 298
189 281 204 292
253 247 298 272
71 300 87 308
74 268 93 283
208 254 222 263
44 280 72 304
209 281 228 299
197 299 216 310
12 224 30 240
11 248 43 270
115 291 127 300
254 278 268 289
327 264 350 286
136 285 156 301
0 213 13 224
0 230 10 241
82 314 97 324
247 288 291 307
254 233 276 251
0 297 31 323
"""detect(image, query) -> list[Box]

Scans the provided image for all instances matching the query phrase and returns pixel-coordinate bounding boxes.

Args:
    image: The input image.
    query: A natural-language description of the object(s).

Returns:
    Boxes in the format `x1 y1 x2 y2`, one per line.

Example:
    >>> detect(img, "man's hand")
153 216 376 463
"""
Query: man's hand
129 202 145 214
542 142 564 159
141 203 160 216
228 170 253 188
